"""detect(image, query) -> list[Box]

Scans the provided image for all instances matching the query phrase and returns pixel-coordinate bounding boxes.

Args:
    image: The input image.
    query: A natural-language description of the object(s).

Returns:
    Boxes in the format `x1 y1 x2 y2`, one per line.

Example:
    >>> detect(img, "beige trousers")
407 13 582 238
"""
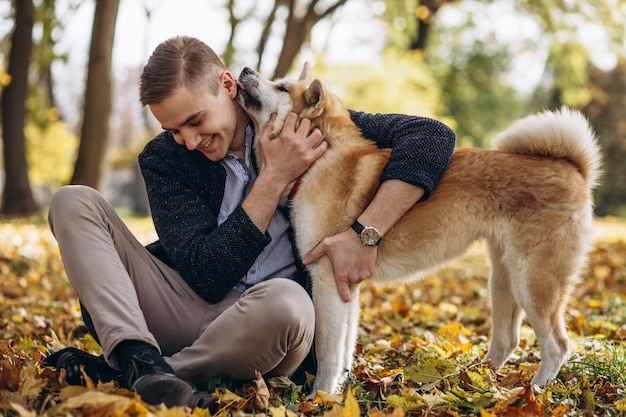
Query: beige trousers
48 185 315 387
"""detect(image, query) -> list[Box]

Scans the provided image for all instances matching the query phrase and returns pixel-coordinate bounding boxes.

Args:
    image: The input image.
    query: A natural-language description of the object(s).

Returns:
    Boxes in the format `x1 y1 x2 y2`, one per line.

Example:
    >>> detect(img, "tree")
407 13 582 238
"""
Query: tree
223 0 350 78
584 57 626 216
1 0 38 216
382 0 454 51
69 0 119 189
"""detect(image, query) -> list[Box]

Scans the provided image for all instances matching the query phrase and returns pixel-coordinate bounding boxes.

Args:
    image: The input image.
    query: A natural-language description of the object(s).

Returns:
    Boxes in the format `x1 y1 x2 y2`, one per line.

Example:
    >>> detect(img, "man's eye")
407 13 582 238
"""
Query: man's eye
277 85 288 92
190 119 202 127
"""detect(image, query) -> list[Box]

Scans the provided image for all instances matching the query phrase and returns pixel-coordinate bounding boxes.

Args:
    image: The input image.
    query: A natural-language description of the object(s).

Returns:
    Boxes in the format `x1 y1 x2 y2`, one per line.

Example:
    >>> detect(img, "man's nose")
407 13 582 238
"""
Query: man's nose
181 129 202 151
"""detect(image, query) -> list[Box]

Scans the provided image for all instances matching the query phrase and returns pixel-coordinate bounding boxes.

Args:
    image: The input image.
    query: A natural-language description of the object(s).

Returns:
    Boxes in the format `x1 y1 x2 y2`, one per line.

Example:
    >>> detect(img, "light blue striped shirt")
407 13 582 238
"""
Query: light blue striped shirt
218 125 297 292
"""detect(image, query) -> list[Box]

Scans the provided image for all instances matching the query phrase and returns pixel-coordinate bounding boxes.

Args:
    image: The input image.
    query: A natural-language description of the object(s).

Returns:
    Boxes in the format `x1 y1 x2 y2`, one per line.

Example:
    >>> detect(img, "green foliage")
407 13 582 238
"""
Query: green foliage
310 49 453 127
567 340 626 386
25 108 78 190
546 41 592 107
379 0 420 50
425 33 529 148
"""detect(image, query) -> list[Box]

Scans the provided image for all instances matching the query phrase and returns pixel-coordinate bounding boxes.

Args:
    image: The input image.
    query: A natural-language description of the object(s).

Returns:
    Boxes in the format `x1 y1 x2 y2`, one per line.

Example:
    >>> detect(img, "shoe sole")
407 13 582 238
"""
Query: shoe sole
132 373 195 407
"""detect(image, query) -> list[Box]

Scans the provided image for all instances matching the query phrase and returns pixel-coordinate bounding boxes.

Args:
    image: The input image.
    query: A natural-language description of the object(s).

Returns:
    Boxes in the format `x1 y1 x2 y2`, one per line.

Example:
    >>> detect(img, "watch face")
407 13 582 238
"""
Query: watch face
361 227 381 246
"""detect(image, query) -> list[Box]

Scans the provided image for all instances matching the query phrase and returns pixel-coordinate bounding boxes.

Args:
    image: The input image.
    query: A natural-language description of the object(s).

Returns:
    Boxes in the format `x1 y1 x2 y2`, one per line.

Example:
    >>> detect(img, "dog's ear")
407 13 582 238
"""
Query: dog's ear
302 79 326 118
298 62 311 82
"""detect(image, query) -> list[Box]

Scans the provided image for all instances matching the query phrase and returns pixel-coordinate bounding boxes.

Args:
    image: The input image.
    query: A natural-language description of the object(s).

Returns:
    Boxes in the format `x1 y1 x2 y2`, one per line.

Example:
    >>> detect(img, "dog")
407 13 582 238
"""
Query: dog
235 63 602 395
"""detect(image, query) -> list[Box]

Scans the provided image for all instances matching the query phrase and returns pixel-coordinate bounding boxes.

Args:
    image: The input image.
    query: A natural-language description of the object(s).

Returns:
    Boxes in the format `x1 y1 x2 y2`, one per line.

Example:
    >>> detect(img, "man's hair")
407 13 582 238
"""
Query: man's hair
139 36 226 106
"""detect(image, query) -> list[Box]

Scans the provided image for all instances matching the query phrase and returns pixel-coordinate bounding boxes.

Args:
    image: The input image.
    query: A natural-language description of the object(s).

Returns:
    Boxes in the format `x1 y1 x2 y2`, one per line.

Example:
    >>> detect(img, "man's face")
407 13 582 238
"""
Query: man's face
149 71 246 161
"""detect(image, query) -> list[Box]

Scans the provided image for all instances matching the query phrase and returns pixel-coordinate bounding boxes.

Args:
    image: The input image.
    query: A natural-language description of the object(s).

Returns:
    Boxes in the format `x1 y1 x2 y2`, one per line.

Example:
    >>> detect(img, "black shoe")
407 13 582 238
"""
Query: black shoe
132 373 195 408
116 343 175 388
116 342 197 407
44 347 123 386
192 390 219 411
131 374 220 409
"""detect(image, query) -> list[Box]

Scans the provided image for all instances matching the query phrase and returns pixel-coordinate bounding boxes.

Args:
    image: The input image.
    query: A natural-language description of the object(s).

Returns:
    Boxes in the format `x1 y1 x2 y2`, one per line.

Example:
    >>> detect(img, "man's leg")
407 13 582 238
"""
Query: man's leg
48 185 211 406
49 185 229 360
48 185 314 397
167 278 315 388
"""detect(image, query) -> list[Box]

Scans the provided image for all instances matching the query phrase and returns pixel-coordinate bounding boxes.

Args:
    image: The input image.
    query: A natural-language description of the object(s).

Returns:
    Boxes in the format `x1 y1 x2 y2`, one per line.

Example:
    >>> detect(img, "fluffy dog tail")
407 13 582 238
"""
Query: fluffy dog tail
492 106 602 190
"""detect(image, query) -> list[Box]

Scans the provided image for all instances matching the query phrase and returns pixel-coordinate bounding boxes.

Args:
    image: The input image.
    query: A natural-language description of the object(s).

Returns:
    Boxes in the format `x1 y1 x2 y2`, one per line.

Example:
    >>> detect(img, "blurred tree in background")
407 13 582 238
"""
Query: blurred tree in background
69 0 119 189
1 0 37 216
584 57 626 216
0 0 624 217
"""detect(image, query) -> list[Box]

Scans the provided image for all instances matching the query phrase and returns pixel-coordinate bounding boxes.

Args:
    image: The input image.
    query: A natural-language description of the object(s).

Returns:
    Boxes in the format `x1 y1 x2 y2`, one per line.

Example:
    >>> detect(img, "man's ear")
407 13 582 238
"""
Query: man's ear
221 71 238 97
301 79 325 118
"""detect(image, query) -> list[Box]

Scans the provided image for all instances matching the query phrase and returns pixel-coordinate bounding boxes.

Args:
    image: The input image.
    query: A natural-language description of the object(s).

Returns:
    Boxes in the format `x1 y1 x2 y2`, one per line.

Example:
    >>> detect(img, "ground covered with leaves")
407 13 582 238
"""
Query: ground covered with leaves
1 215 625 417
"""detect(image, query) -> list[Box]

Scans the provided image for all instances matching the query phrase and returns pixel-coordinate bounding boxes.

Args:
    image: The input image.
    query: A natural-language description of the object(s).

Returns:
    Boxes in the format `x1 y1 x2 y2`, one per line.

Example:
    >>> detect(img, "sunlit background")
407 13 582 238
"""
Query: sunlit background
1 0 625 216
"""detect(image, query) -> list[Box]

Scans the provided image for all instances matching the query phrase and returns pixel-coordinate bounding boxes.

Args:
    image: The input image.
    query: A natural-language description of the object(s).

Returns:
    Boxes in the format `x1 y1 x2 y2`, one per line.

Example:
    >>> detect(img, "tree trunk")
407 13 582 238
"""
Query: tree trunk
70 0 119 189
410 0 448 51
1 0 38 217
272 0 348 79
584 57 626 216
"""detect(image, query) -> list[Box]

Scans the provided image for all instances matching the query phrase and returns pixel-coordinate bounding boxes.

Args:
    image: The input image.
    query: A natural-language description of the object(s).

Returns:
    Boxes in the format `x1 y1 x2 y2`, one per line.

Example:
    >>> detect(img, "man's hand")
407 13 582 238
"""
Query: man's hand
302 228 376 302
243 113 326 233
302 179 425 303
259 112 326 186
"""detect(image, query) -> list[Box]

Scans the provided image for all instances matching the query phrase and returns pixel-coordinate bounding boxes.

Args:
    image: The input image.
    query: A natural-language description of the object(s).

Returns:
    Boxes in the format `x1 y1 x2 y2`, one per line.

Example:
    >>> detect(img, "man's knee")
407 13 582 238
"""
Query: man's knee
49 185 102 228
256 279 315 329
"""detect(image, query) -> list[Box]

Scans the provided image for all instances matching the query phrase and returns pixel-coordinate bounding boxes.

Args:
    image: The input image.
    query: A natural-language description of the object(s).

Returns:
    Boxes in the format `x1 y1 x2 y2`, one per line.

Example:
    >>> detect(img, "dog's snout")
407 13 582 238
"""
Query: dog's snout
240 67 255 78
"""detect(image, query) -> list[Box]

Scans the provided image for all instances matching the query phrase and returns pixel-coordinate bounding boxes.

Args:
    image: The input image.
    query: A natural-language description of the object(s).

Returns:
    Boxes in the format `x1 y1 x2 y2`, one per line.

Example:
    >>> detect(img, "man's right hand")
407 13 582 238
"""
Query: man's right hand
258 112 327 188
242 112 326 233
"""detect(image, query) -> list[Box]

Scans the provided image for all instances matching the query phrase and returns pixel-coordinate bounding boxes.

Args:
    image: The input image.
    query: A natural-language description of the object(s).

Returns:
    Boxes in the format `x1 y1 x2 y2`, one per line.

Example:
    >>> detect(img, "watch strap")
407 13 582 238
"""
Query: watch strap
351 220 365 234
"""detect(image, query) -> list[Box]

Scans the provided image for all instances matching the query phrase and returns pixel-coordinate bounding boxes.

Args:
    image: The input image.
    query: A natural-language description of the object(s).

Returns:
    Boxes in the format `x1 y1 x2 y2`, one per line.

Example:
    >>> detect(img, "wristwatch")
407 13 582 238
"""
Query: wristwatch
351 220 383 246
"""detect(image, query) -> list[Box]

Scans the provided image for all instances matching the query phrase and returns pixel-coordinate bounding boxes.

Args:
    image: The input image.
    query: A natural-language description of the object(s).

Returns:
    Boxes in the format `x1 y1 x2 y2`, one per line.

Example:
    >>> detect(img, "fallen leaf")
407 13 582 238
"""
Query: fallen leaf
252 370 270 410
10 402 37 417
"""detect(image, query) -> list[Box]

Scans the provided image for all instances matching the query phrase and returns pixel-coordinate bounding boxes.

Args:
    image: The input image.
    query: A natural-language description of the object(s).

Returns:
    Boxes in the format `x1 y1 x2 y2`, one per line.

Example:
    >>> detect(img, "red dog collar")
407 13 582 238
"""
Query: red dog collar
288 177 303 200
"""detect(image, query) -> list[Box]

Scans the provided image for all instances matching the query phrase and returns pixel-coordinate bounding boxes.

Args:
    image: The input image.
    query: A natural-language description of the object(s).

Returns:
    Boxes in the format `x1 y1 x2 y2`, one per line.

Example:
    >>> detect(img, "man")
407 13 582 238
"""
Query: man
46 36 455 408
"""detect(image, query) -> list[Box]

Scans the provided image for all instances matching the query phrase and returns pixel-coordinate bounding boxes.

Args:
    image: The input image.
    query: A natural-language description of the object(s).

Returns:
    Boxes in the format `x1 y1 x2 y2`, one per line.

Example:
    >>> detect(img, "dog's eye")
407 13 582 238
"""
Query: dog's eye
277 85 288 92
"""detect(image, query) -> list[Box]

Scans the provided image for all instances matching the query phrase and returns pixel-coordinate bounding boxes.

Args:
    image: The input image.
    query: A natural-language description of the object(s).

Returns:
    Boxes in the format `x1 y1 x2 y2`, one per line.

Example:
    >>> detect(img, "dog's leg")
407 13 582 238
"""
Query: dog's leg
338 283 362 386
485 242 524 369
518 273 571 385
507 244 574 386
309 259 352 394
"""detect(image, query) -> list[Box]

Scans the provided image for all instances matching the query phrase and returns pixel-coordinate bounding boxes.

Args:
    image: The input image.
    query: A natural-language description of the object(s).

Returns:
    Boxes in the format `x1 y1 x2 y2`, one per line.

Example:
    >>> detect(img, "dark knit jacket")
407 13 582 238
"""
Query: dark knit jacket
139 110 456 304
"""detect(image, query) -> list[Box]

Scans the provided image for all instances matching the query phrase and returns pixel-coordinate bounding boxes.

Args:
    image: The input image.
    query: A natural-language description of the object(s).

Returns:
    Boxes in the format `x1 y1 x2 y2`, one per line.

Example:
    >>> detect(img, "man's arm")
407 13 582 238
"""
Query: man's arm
303 111 456 302
140 113 325 304
302 180 423 302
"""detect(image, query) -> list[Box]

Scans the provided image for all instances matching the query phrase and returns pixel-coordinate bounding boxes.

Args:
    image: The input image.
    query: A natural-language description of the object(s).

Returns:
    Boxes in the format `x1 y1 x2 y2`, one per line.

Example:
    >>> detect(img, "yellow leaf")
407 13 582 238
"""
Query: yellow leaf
214 388 246 408
80 334 103 353
59 384 89 400
269 405 287 417
615 399 626 411
19 365 47 400
386 394 426 412
269 405 299 417
463 368 495 391
551 404 569 416
314 390 344 406
343 388 360 417
371 407 404 417
479 408 497 417
60 390 133 410
192 407 212 417
323 404 344 417
9 403 36 417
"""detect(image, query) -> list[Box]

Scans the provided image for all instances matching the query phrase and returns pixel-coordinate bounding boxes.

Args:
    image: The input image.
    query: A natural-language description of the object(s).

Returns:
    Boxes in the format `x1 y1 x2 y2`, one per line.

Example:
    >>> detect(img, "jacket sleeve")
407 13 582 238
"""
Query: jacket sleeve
139 133 271 303
349 110 456 201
